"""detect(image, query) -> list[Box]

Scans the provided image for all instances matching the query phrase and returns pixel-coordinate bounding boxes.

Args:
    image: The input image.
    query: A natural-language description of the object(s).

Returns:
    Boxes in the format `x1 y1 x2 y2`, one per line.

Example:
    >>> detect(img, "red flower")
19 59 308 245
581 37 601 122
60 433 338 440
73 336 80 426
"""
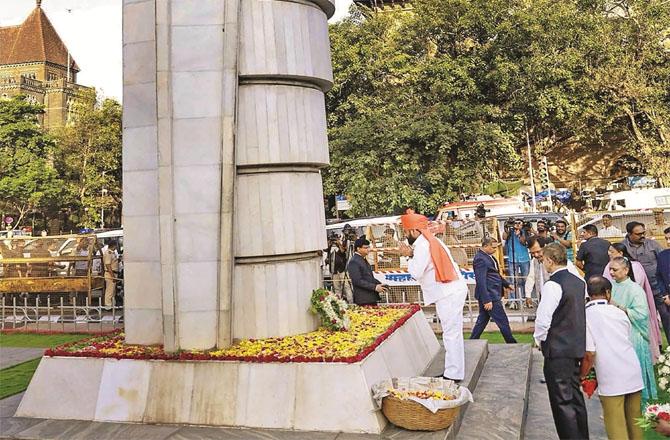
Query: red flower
581 378 597 398
659 412 670 421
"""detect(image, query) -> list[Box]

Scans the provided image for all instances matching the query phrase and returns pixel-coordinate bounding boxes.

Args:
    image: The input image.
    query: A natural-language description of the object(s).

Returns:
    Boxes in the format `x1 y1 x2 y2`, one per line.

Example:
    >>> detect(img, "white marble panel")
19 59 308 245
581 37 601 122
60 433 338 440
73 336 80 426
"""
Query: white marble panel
237 84 329 166
171 0 225 25
124 308 164 345
414 310 442 354
235 363 296 428
123 41 156 85
122 215 160 262
175 213 220 262
396 316 428 373
157 116 172 165
156 23 169 73
404 313 437 369
94 359 153 422
173 117 222 167
294 362 382 432
123 82 157 129
173 165 222 215
232 258 320 340
123 170 159 217
156 72 170 119
176 261 218 312
123 0 155 44
239 0 333 88
16 357 105 420
177 310 218 350
144 362 195 423
380 324 418 378
361 347 393 391
123 262 162 310
235 172 326 256
189 362 239 425
123 125 158 171
171 26 223 72
172 71 223 119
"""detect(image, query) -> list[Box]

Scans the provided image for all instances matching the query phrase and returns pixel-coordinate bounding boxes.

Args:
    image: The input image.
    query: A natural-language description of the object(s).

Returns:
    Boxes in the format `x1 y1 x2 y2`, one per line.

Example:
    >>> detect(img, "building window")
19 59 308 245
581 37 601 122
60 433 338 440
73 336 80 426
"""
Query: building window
47 72 59 81
25 95 38 105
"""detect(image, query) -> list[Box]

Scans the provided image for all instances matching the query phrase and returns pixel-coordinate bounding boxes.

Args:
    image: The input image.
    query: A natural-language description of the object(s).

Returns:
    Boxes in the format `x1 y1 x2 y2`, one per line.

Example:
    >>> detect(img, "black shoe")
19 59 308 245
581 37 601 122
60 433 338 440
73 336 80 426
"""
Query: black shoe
540 377 546 384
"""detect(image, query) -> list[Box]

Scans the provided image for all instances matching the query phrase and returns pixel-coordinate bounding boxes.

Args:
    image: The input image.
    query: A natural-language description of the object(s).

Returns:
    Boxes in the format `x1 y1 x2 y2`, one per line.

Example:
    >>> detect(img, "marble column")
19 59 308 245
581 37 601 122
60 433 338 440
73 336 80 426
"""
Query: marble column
122 0 335 350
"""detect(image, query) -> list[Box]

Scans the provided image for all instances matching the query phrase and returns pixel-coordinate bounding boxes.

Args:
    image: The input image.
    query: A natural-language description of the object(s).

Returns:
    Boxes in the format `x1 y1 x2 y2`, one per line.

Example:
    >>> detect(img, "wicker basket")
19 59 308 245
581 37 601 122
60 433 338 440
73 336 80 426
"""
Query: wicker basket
381 395 461 431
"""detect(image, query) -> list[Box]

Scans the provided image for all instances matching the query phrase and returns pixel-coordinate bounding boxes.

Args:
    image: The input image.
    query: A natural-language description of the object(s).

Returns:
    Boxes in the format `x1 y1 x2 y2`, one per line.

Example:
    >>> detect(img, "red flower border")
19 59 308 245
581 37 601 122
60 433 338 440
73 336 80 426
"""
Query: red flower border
45 304 421 364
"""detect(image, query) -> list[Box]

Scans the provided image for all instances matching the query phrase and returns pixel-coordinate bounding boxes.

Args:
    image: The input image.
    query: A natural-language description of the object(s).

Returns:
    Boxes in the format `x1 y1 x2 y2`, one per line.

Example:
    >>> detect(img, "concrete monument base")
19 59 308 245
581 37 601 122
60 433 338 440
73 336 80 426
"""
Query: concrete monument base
16 312 440 434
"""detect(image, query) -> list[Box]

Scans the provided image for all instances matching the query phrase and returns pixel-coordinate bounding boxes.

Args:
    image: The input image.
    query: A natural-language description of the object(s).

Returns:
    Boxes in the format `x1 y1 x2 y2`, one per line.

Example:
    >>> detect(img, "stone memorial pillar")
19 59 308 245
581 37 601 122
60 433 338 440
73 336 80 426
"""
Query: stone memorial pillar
122 0 335 350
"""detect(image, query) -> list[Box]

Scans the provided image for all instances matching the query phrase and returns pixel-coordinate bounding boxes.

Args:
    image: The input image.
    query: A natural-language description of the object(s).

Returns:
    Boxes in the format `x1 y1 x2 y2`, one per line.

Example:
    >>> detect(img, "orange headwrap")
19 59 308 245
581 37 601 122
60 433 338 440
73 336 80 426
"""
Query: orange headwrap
401 213 459 283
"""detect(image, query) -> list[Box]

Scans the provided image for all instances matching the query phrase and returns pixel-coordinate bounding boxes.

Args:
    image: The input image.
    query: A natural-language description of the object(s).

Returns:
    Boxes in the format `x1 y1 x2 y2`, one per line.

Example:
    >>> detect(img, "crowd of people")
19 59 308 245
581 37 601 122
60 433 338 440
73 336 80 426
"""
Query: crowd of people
465 218 670 439
325 211 670 439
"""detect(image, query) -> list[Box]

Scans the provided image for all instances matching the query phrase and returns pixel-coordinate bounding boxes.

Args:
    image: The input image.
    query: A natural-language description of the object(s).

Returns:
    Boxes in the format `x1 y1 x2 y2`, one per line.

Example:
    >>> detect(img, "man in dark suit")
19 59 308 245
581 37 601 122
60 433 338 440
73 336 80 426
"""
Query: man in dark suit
657 227 670 307
347 237 387 305
470 236 517 343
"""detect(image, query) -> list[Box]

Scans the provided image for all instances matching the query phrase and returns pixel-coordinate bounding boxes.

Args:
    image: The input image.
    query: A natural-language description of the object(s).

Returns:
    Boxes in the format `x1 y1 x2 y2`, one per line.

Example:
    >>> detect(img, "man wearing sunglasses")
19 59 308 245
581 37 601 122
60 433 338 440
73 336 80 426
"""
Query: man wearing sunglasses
624 221 669 340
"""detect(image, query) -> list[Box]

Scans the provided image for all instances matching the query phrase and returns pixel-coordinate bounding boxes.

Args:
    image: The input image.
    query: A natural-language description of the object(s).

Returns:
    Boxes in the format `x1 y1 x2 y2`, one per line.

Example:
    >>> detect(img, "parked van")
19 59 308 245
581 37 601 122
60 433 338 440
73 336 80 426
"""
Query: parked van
597 188 670 211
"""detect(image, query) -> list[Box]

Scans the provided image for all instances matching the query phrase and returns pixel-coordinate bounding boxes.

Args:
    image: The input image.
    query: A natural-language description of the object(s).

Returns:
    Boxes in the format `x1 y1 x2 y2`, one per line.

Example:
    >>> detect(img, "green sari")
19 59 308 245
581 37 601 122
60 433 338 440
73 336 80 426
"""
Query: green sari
612 277 658 402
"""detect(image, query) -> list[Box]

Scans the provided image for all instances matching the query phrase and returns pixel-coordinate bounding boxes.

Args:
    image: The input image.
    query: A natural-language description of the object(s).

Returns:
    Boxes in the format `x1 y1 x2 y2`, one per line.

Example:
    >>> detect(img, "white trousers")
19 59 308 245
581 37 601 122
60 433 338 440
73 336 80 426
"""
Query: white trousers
434 288 468 380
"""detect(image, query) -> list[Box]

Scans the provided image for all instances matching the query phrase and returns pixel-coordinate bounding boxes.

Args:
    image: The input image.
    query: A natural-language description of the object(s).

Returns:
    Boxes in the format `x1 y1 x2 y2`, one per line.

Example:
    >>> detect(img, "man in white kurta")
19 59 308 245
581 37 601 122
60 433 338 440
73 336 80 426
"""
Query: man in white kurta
400 214 469 381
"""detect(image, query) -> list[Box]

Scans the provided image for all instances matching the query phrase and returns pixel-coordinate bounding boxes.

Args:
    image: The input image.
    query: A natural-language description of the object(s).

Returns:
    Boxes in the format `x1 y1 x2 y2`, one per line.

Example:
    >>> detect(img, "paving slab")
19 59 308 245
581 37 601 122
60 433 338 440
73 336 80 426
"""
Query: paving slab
0 393 24 418
458 344 532 440
168 427 338 440
523 350 606 440
0 348 43 370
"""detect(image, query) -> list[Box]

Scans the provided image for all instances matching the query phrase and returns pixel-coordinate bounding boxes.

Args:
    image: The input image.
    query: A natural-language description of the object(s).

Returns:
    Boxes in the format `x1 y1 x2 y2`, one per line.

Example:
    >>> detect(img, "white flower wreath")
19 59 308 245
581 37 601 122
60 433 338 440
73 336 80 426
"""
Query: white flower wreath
310 288 351 331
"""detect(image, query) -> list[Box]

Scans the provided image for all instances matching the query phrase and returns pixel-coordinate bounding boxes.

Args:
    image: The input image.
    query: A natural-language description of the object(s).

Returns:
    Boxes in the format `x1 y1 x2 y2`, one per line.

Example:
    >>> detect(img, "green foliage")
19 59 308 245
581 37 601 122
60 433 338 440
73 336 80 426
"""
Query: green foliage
0 97 63 226
326 0 670 216
51 90 122 228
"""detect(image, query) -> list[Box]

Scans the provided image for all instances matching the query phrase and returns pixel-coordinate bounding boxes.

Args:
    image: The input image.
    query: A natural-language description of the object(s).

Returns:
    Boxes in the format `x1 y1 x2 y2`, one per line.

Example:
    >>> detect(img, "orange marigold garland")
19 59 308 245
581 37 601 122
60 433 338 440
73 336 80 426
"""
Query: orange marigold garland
45 305 420 364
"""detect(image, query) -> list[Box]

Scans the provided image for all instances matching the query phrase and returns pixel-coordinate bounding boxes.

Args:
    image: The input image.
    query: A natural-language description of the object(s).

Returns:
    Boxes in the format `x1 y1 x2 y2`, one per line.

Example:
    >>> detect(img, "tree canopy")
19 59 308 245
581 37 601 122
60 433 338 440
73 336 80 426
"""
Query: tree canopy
0 93 122 232
0 97 62 227
325 0 670 217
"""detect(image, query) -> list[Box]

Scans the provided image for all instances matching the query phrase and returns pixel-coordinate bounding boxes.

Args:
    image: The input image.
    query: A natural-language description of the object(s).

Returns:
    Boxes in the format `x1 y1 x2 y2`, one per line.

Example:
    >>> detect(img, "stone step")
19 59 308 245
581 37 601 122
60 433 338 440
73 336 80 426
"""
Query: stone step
380 339 489 440
523 350 607 440
457 343 533 440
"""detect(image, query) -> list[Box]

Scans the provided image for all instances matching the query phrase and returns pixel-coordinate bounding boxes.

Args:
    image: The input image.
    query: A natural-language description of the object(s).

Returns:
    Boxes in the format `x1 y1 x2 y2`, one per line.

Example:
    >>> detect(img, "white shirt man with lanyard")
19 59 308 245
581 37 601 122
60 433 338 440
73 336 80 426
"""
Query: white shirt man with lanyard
398 213 468 381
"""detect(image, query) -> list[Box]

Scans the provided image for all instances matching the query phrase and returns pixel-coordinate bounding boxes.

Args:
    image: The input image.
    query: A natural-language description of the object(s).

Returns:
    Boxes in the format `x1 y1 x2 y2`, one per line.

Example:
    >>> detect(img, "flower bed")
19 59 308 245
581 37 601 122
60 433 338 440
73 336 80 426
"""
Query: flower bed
45 305 421 364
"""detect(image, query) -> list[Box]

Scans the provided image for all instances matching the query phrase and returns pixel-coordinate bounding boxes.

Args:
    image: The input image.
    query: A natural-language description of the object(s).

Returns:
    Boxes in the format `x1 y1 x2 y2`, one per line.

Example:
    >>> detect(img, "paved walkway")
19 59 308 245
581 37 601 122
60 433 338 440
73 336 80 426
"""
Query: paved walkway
524 350 606 440
0 348 44 370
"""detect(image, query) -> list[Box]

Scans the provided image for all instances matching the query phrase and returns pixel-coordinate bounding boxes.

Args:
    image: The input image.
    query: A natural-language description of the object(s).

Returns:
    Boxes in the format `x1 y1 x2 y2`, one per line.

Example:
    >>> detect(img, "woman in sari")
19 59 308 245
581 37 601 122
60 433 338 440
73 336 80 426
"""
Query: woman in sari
609 256 658 402
604 243 662 362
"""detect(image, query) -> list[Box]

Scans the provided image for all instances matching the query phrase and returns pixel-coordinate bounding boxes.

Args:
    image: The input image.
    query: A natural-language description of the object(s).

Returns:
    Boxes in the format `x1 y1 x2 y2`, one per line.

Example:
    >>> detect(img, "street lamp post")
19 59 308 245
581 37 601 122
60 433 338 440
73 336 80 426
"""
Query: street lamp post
101 188 108 229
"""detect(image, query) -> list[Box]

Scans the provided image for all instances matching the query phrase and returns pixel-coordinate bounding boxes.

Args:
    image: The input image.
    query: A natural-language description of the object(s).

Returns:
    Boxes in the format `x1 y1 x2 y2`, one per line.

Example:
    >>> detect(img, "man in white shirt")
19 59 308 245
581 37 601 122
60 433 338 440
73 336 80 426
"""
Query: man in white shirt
399 213 469 381
580 275 643 440
533 243 589 439
599 214 622 238
525 237 587 307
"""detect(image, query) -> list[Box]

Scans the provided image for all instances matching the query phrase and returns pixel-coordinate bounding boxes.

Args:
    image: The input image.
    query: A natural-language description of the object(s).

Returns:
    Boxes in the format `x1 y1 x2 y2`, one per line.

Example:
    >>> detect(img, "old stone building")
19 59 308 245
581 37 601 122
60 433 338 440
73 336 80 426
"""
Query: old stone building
0 0 91 129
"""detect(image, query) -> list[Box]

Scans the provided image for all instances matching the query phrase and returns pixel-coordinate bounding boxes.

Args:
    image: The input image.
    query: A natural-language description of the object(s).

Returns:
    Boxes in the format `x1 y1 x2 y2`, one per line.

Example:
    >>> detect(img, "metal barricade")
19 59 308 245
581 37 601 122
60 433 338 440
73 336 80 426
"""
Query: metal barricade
1 294 123 332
